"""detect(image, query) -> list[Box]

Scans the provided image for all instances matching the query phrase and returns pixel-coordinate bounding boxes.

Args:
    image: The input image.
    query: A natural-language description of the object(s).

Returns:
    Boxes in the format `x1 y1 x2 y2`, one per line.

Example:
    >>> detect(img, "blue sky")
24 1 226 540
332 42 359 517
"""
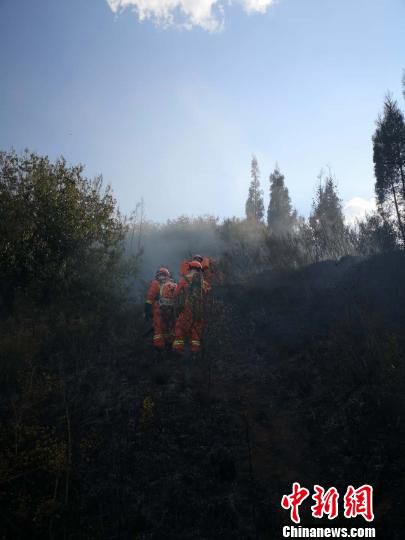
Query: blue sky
1 0 404 222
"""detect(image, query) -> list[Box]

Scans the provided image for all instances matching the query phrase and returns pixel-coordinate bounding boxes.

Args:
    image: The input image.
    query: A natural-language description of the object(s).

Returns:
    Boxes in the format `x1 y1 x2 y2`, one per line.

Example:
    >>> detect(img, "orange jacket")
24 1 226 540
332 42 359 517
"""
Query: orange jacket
146 279 160 306
180 257 219 282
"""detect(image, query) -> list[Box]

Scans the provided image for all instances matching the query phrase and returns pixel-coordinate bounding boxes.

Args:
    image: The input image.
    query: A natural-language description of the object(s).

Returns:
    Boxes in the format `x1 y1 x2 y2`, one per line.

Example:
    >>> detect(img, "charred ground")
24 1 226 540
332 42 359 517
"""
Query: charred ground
1 250 404 539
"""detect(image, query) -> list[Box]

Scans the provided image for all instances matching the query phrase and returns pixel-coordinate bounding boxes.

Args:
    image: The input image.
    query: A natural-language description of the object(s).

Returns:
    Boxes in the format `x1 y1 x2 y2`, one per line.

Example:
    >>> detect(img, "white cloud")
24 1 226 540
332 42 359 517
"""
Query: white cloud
343 197 376 226
242 0 274 13
106 0 275 31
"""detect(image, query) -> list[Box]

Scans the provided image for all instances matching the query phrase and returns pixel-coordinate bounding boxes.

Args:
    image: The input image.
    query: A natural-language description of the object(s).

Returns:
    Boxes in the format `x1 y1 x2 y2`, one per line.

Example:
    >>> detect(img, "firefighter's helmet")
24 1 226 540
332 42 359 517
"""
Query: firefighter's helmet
188 261 203 272
156 267 170 279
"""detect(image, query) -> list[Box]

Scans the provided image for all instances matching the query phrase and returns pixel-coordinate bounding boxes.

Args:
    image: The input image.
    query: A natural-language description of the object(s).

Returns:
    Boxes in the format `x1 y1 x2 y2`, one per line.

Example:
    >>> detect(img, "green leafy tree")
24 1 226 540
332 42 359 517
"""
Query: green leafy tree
245 156 264 222
373 96 405 244
267 166 297 235
0 150 127 311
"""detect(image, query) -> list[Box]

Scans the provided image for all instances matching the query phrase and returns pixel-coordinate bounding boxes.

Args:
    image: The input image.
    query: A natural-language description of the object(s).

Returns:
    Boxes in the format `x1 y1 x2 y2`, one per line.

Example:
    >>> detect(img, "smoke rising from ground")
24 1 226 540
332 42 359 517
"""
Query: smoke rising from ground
128 216 225 286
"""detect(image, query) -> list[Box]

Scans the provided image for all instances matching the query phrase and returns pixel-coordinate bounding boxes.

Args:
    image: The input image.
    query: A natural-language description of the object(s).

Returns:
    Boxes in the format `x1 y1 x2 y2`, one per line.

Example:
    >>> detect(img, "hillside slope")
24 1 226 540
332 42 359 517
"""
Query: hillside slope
2 252 404 539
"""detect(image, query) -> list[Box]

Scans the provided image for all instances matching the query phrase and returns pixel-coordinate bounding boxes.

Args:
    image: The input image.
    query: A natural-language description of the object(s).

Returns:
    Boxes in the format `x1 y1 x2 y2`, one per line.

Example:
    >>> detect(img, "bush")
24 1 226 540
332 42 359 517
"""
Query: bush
355 212 398 256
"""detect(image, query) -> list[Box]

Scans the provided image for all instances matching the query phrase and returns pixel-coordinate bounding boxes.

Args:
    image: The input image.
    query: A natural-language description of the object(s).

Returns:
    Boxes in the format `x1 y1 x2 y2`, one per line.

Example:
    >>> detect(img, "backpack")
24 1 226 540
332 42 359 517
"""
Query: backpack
158 280 176 326
158 280 176 308
186 271 204 321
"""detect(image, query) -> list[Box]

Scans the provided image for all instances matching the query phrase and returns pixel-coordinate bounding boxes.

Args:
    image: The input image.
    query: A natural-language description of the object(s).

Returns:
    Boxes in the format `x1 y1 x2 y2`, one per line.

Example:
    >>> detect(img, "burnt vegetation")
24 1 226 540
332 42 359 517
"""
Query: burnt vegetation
1 85 405 539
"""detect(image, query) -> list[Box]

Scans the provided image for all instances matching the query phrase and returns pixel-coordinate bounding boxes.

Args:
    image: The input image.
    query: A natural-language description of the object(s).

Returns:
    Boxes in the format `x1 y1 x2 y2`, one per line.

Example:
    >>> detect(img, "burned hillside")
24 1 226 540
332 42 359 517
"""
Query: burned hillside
1 151 405 539
2 1 405 535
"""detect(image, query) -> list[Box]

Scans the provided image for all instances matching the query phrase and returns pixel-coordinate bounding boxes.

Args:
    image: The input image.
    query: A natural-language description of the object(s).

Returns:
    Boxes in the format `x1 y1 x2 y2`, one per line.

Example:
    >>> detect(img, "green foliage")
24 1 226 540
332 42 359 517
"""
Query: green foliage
373 96 405 244
0 151 138 537
355 212 397 255
218 217 269 280
309 173 352 260
264 222 316 270
245 156 264 223
0 150 127 312
267 166 297 236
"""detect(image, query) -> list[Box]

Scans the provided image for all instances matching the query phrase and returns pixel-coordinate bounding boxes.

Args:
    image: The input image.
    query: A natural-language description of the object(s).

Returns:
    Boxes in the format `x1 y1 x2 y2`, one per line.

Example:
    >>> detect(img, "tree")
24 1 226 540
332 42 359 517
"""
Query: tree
245 156 264 222
267 166 297 235
309 172 347 259
373 96 405 244
356 213 397 256
0 150 127 311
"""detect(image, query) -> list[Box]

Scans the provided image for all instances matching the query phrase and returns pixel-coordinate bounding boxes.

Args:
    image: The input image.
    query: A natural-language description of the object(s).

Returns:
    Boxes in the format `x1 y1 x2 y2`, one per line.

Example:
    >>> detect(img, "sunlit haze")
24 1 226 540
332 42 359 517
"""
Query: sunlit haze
1 0 404 222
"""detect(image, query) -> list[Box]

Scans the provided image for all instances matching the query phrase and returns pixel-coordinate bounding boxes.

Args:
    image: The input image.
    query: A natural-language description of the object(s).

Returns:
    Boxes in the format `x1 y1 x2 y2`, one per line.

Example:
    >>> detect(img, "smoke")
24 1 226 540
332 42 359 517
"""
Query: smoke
106 0 276 31
127 216 225 288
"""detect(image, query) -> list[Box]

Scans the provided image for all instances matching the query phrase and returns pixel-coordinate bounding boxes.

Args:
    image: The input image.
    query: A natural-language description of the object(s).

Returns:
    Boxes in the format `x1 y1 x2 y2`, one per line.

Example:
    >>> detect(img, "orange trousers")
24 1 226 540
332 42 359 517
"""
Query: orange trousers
172 307 204 353
152 306 175 349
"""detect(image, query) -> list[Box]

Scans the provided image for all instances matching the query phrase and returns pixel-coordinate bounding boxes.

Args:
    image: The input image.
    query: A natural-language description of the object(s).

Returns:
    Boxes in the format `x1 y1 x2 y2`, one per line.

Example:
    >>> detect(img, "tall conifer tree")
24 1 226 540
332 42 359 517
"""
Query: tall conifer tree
309 173 346 259
373 96 405 244
267 166 296 235
245 156 264 222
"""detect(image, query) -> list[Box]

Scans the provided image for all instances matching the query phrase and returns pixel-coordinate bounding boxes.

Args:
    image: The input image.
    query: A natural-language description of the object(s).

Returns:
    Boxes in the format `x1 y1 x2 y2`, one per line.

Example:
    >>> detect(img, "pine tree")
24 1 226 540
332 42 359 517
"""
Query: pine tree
309 173 346 259
245 156 264 222
267 166 296 235
373 96 405 244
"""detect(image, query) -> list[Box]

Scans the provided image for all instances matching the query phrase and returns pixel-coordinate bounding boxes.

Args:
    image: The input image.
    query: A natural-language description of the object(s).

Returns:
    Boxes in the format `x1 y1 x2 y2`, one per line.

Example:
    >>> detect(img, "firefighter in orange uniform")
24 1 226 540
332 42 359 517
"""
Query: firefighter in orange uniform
145 267 177 350
172 261 211 355
191 254 223 287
